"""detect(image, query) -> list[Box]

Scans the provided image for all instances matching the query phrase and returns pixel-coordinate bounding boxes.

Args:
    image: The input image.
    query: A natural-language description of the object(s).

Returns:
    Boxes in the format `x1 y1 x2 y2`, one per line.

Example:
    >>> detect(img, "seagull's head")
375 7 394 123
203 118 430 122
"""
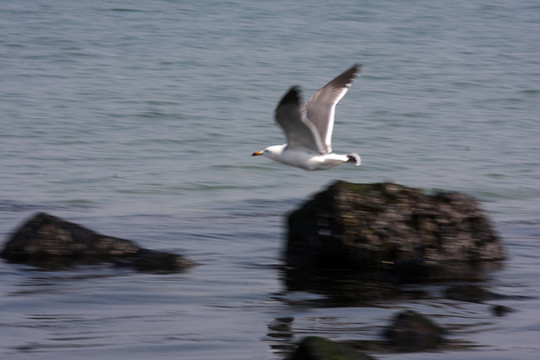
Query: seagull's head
251 145 286 161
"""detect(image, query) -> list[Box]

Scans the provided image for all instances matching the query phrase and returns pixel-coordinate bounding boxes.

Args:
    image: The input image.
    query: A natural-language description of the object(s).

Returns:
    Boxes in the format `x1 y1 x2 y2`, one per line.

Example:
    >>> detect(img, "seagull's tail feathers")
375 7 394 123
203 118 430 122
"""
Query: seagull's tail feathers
347 153 361 166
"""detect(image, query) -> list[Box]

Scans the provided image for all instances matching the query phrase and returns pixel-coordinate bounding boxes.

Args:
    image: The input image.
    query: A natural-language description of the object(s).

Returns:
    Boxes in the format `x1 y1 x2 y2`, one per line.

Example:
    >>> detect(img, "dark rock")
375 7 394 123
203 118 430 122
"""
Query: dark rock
444 284 505 303
128 248 194 272
1 212 194 272
491 304 513 317
282 265 435 306
383 310 446 351
286 181 504 279
289 336 376 360
387 258 486 282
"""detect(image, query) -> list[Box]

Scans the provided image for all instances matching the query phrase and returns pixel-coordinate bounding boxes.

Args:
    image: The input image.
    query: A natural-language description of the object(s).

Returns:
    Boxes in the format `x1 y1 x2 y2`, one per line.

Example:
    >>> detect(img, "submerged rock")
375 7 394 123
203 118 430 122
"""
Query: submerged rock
444 284 505 303
383 310 446 351
1 212 194 272
289 336 376 360
286 181 504 279
491 304 513 317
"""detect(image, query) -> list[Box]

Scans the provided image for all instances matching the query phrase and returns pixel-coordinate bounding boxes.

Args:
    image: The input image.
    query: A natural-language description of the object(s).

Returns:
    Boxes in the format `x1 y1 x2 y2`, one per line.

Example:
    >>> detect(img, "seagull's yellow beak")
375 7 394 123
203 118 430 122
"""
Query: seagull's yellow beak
252 151 263 156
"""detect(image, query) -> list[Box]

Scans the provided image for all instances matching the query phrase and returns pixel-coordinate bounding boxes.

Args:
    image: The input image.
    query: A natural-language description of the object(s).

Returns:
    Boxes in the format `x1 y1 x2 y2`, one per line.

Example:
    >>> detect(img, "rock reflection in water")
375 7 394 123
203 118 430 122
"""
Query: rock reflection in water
265 317 296 357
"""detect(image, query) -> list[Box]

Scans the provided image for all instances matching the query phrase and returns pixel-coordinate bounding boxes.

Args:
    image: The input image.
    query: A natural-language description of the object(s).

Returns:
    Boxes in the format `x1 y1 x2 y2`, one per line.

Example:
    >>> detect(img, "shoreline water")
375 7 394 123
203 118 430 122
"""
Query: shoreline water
1 193 539 359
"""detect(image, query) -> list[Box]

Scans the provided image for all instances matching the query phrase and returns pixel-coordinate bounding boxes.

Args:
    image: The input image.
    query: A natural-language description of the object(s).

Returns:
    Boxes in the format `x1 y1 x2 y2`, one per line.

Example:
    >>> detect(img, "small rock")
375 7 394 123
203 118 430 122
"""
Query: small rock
491 304 513 317
383 310 446 351
1 212 194 272
289 336 376 360
129 248 194 272
445 284 505 303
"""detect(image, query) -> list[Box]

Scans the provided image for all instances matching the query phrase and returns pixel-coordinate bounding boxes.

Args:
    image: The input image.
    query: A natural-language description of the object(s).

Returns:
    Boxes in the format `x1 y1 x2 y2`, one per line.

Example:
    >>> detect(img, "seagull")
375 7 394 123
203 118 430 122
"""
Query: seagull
252 64 362 171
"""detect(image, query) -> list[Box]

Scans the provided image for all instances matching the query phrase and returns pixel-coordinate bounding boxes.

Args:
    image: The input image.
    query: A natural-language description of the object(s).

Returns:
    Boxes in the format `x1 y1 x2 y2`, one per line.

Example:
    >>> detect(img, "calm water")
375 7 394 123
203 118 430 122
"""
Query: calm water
1 0 539 359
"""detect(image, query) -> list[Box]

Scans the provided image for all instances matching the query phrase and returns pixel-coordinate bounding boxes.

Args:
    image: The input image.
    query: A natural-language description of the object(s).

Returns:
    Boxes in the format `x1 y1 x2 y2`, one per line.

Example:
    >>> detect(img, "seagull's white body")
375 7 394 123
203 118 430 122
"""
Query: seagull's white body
253 64 362 171
261 144 357 171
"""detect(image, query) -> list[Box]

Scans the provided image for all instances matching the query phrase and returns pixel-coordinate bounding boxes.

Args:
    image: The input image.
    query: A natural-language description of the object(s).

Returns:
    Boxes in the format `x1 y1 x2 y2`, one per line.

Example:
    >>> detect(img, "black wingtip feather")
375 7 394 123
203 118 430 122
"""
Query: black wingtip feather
278 86 301 108
347 63 363 81
347 153 361 166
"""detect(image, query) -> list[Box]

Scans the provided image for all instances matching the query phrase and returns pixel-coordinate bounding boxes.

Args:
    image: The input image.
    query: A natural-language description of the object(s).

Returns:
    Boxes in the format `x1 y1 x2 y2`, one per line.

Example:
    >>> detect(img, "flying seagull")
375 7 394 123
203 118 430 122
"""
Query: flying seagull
252 64 362 170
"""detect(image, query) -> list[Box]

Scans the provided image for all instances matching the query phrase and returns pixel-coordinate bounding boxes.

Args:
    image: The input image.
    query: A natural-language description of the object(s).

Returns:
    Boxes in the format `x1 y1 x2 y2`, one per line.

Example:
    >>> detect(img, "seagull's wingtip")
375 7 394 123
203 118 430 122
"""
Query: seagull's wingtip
352 63 363 74
277 86 302 108
347 153 361 166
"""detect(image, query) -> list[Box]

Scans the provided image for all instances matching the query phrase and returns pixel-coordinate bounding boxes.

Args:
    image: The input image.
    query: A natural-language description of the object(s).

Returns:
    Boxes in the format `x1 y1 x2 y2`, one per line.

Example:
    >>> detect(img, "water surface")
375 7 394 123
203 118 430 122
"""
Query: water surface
1 1 539 359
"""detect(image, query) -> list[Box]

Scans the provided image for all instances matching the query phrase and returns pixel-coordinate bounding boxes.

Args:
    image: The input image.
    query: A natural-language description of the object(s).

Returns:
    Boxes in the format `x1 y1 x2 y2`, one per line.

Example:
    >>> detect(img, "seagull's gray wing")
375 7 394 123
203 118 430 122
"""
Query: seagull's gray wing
274 86 326 154
305 64 361 153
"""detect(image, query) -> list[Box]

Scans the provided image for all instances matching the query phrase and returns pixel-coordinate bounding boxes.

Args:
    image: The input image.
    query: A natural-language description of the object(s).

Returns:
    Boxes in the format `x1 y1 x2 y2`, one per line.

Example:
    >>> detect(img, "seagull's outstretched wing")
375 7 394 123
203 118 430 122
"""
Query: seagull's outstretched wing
305 64 361 153
275 86 326 154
